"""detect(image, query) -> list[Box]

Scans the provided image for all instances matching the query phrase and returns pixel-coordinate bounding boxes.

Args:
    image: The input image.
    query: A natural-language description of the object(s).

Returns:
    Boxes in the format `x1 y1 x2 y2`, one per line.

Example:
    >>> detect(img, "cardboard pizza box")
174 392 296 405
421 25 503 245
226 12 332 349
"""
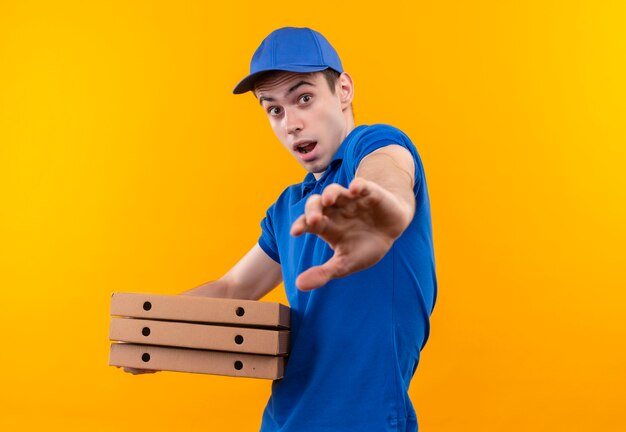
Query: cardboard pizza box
109 317 290 355
110 292 290 329
109 343 285 380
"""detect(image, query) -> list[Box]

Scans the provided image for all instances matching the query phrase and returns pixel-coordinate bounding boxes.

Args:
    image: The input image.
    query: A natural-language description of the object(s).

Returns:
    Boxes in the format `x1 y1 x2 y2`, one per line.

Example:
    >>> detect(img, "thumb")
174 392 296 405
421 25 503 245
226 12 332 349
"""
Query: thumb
296 255 346 291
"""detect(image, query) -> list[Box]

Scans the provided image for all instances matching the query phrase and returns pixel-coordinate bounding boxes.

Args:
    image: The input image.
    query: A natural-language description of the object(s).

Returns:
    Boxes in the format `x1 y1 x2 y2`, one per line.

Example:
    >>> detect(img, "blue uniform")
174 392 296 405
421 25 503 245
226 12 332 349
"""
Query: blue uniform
258 124 437 432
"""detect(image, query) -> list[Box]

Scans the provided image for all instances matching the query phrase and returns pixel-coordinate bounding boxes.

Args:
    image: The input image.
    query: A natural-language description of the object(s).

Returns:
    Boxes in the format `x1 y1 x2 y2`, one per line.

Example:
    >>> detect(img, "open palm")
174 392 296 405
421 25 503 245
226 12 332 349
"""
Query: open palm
291 177 413 291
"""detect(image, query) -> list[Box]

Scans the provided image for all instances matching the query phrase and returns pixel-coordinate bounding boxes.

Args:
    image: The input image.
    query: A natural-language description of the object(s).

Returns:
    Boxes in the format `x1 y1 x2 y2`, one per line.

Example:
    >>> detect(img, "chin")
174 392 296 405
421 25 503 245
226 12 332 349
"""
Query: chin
307 163 329 175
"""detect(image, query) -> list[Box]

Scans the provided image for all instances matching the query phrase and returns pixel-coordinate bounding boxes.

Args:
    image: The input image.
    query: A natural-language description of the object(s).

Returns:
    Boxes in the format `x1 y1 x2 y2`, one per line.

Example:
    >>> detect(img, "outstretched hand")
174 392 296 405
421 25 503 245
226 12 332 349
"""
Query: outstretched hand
291 177 413 291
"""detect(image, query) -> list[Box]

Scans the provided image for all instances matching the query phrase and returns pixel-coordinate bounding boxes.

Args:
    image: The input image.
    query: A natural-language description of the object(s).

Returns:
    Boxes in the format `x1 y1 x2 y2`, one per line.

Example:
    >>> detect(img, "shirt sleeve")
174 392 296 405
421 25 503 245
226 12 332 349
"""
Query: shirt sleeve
343 124 423 193
258 203 281 264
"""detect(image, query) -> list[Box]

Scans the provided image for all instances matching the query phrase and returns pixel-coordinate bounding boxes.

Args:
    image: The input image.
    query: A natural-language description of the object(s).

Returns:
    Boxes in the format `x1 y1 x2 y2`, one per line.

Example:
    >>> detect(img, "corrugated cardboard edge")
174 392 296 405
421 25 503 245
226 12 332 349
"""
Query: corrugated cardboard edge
110 292 290 328
278 303 291 329
278 330 290 355
109 317 290 355
109 343 284 380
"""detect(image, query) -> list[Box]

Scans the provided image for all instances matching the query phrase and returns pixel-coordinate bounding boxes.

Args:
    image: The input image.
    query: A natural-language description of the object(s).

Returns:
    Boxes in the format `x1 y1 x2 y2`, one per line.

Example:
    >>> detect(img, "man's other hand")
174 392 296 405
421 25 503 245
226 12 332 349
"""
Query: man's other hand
121 367 160 375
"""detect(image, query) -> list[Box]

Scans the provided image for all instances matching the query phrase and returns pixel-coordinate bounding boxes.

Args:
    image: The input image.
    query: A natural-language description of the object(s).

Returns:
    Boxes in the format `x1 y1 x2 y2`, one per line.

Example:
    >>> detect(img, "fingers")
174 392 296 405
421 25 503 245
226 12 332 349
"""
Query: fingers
304 194 323 226
296 255 346 291
290 214 308 236
320 183 349 206
296 265 332 291
291 180 376 238
291 194 329 236
349 177 372 197
122 367 159 375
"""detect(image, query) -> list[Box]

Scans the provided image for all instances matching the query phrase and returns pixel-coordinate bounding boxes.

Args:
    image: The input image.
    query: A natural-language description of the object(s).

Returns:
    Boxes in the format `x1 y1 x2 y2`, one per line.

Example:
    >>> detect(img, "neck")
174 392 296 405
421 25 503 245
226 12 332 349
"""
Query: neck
312 116 357 180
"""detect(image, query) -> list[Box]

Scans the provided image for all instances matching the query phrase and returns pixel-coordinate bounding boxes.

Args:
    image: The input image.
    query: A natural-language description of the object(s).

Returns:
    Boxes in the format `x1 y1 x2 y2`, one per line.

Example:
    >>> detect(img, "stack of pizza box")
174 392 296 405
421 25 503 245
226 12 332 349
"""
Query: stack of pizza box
109 292 290 380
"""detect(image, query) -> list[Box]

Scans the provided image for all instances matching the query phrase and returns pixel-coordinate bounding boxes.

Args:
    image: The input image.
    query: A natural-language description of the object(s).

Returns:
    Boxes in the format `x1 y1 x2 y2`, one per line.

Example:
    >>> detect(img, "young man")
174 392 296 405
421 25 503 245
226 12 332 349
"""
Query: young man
132 27 437 431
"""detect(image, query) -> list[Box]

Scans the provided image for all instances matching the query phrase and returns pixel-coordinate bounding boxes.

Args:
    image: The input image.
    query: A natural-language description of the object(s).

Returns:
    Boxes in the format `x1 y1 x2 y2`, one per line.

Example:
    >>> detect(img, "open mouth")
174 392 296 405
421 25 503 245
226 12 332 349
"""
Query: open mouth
295 141 317 154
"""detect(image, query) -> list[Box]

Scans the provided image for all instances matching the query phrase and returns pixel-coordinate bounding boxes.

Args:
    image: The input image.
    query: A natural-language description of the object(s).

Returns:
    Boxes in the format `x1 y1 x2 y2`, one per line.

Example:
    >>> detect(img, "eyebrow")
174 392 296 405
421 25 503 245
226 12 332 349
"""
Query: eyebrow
258 80 316 106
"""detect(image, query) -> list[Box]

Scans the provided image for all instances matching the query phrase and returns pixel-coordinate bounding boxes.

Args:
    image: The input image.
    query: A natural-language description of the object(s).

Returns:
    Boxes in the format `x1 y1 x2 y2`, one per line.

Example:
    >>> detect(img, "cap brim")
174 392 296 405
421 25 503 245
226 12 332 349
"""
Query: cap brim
232 66 330 94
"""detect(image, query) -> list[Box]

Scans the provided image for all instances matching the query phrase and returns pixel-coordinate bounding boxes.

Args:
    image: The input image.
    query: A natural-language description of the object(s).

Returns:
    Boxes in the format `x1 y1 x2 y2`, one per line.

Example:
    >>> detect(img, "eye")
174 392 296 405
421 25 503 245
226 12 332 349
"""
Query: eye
299 94 312 104
267 106 282 116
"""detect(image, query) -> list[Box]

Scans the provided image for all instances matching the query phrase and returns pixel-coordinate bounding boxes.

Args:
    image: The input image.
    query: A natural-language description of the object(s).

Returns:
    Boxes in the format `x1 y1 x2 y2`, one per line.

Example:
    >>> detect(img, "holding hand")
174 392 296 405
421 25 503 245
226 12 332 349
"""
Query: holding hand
122 367 159 375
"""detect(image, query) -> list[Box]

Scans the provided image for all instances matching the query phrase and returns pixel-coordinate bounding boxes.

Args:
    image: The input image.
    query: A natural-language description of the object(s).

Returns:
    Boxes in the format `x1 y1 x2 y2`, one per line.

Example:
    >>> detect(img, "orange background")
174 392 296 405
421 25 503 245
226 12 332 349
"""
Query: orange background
1 1 625 430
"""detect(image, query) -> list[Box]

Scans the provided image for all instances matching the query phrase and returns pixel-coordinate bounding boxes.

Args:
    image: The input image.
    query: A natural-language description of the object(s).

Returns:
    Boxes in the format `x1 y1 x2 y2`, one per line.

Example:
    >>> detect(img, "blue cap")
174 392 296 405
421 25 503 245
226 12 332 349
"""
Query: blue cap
233 27 344 94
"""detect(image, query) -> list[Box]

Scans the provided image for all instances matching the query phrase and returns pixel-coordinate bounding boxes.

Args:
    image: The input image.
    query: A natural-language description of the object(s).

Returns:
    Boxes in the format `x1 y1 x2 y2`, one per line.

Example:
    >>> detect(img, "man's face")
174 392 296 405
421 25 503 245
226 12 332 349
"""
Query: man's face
254 72 352 178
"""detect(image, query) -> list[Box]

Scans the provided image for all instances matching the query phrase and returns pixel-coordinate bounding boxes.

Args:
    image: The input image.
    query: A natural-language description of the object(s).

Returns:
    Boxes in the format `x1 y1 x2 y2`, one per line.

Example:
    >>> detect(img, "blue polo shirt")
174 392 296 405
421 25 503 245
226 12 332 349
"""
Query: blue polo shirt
258 124 437 432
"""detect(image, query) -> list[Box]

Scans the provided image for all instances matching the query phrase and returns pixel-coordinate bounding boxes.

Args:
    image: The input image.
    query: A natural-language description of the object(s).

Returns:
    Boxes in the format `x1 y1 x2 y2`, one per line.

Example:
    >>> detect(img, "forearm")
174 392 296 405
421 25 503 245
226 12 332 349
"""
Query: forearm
180 244 282 300
355 145 416 229
180 277 232 298
181 274 271 301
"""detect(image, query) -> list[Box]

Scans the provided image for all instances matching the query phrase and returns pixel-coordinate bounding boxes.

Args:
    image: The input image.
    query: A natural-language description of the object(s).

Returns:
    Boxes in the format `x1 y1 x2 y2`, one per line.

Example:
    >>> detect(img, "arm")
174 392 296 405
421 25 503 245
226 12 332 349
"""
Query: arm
291 144 416 291
122 243 282 375
181 243 283 300
355 144 416 227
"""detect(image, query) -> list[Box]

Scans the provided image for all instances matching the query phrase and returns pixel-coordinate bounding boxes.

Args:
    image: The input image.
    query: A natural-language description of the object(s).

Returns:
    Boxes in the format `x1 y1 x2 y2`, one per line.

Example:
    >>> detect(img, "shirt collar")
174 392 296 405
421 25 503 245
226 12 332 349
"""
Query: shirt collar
300 125 366 198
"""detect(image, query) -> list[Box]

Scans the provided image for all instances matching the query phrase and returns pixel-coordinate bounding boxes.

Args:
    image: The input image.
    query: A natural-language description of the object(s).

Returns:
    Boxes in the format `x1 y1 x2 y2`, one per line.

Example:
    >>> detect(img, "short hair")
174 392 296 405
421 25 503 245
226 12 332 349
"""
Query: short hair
253 68 341 95
319 68 341 94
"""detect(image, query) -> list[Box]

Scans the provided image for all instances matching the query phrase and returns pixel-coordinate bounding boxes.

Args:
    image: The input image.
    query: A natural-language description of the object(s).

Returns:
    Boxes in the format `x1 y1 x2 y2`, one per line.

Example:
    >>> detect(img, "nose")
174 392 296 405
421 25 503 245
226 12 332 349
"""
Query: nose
284 108 303 135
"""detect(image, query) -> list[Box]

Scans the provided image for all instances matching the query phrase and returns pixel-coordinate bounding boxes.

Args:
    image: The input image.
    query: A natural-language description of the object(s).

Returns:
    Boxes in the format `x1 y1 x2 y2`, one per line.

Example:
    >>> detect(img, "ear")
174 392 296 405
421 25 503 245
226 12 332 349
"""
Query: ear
337 72 354 109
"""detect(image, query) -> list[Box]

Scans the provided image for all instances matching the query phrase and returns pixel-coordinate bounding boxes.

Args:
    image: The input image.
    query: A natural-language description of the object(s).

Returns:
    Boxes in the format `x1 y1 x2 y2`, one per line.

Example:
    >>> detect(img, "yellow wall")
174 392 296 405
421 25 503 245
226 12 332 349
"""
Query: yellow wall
1 1 624 430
